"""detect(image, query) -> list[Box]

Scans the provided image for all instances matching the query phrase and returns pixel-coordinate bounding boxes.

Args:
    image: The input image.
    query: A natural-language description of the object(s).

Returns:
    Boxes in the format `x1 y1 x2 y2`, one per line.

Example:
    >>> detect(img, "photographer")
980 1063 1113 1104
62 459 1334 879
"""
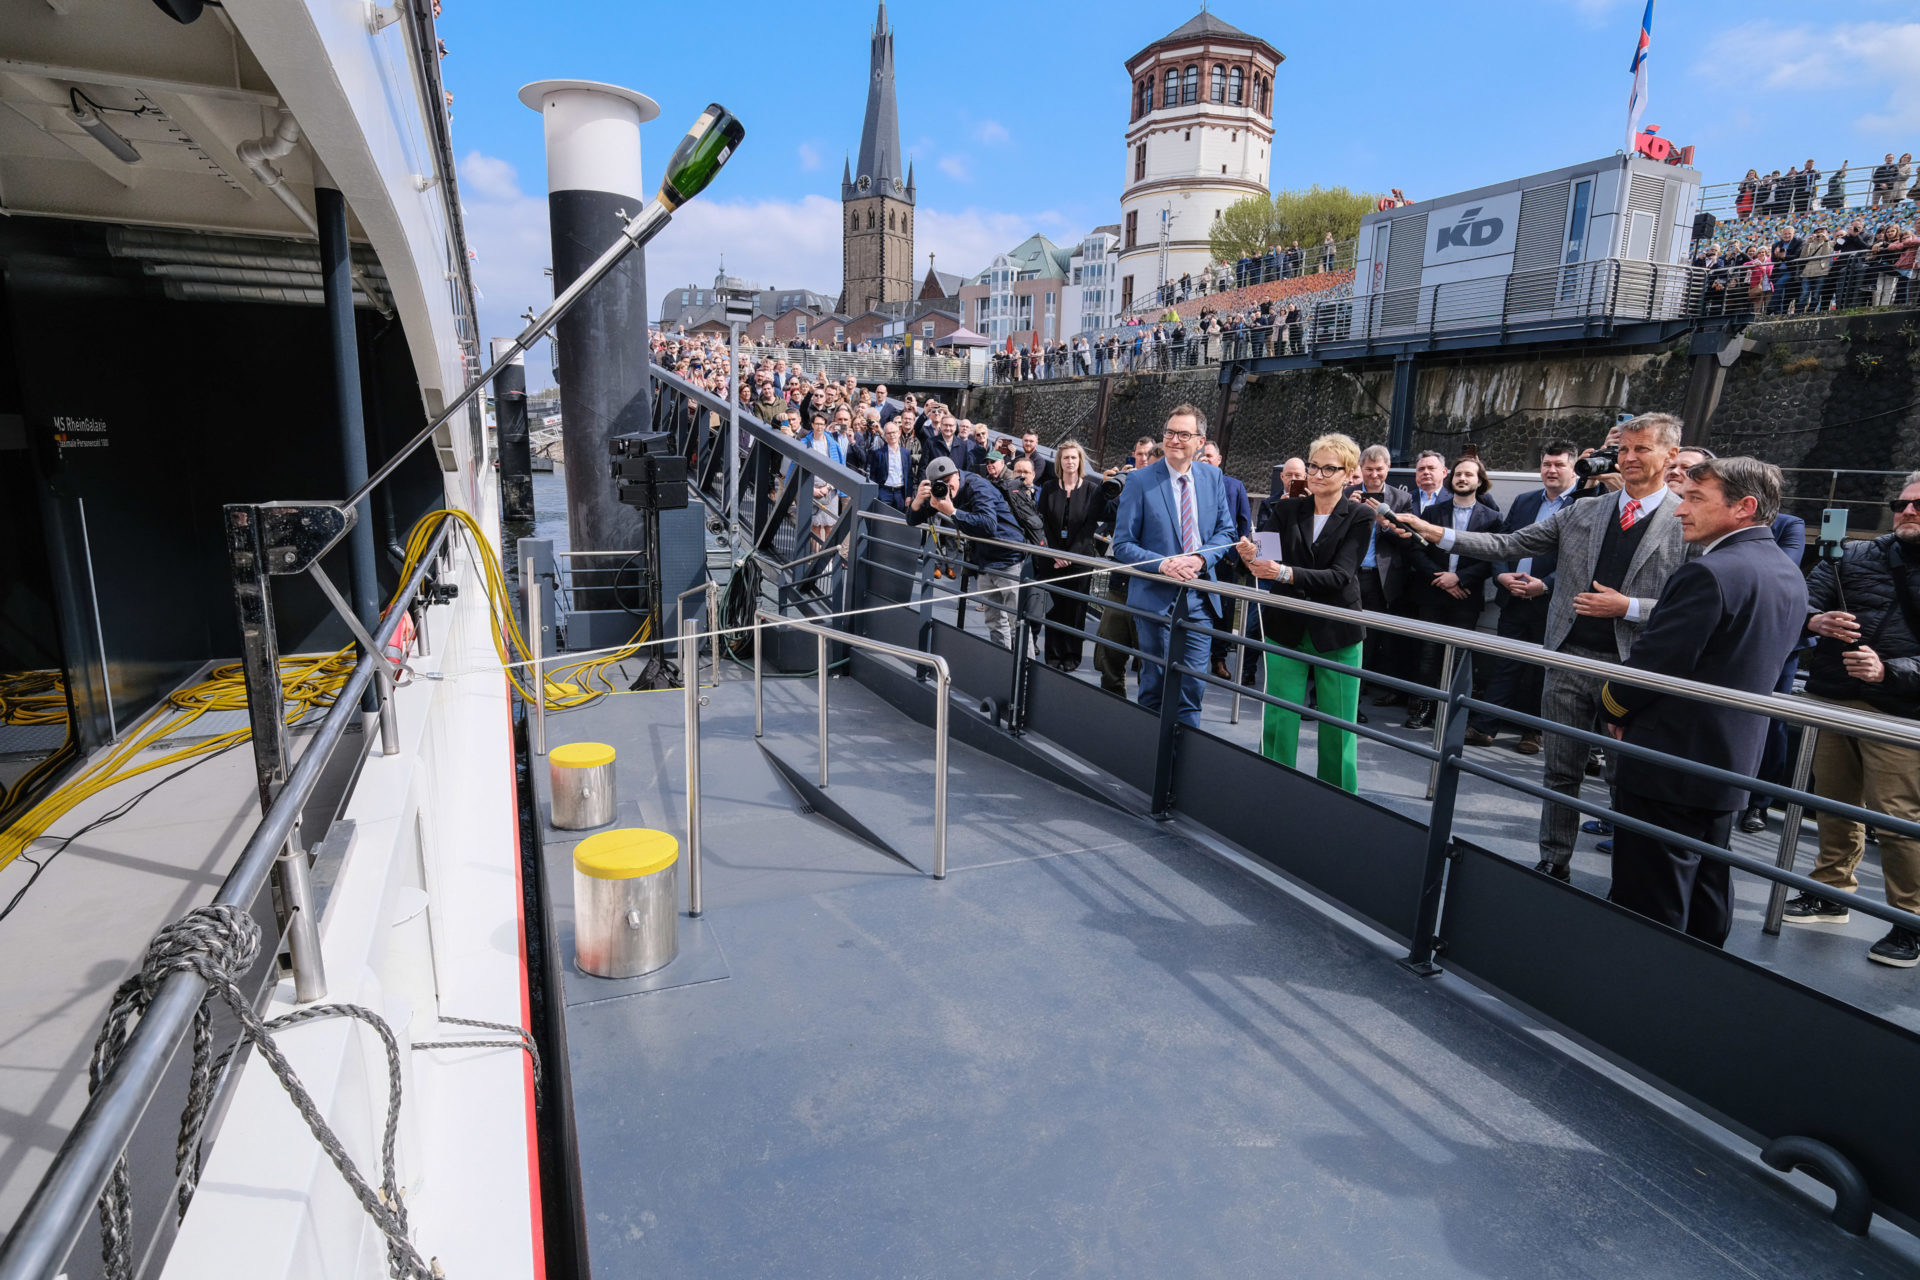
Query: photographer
1781 471 1920 968
907 456 1027 649
1380 413 1685 881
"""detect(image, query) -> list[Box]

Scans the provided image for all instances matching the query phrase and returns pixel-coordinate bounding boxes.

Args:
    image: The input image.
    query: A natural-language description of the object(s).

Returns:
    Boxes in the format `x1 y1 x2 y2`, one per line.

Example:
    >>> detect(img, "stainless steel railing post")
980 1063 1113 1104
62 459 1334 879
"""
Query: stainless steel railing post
817 632 830 787
933 669 950 879
683 616 703 918
1426 645 1453 801
707 580 721 688
1228 597 1248 725
377 673 400 756
753 614 764 738
529 581 547 756
1763 727 1822 935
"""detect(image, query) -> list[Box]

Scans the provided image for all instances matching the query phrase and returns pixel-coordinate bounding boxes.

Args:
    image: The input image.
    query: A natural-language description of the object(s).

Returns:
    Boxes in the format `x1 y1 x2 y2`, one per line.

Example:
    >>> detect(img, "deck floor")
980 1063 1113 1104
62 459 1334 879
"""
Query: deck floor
537 664 1916 1279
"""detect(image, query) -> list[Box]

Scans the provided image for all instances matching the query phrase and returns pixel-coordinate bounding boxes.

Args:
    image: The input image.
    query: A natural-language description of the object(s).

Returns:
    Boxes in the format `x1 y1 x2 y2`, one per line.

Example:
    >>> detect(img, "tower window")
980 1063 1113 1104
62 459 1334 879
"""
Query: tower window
1229 67 1243 105
1163 68 1179 107
1184 130 1190 142
1136 79 1151 119
850 212 858 231
1210 66 1226 103
1254 76 1267 113
1221 165 1227 174
1124 210 1138 249
888 209 895 229
1182 65 1199 105
1134 143 1146 182
867 209 875 229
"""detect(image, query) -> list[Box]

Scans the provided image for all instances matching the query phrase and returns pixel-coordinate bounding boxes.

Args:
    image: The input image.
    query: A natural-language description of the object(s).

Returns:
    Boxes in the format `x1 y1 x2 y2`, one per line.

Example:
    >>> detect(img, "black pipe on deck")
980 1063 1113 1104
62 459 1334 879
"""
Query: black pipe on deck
493 338 535 528
317 186 381 715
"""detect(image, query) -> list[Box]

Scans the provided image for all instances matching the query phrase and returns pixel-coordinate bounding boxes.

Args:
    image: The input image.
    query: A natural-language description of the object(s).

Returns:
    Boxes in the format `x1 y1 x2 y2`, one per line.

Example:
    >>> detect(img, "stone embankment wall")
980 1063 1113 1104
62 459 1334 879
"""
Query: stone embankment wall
966 311 1920 514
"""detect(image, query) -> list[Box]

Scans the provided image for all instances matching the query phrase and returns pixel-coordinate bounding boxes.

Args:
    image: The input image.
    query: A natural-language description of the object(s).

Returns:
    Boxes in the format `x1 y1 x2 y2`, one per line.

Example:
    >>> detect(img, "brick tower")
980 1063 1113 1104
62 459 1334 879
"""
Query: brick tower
840 1 915 317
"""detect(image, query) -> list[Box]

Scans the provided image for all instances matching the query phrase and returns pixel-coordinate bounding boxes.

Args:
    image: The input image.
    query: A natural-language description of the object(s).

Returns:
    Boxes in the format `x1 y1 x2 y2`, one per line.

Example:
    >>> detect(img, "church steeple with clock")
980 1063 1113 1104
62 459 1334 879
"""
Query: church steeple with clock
839 1 915 316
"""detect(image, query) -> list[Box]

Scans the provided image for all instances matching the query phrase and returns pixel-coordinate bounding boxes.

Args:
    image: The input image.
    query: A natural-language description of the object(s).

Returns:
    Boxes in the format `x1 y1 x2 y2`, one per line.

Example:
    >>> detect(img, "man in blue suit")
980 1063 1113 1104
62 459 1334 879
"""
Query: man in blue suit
1474 442 1579 750
1110 404 1238 726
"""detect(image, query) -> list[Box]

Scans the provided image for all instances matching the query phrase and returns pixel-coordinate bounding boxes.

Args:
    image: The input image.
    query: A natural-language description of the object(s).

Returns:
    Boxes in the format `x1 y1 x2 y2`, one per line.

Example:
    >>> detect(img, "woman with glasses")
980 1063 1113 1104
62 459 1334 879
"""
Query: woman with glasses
1237 434 1372 792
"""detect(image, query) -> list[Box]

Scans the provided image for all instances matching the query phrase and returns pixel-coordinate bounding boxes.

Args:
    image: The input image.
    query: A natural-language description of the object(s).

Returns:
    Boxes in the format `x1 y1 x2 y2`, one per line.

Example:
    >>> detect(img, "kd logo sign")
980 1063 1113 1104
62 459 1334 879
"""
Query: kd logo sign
1436 207 1505 251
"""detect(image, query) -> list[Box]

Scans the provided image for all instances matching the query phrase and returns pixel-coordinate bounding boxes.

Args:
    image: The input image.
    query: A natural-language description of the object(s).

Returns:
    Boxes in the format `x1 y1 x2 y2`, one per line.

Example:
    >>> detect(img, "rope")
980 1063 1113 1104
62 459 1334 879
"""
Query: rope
92 905 439 1280
413 1016 543 1106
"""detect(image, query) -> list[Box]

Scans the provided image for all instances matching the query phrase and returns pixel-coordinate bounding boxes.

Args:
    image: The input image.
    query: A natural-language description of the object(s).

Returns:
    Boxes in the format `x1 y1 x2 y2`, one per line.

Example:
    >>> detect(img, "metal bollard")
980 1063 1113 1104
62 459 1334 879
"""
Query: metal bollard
572 829 678 979
550 742 617 830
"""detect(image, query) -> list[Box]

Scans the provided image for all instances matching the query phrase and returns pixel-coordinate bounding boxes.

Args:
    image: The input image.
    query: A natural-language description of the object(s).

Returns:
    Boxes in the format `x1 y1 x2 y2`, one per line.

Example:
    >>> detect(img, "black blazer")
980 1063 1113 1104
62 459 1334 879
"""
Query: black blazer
1253 496 1372 653
1036 477 1105 558
1412 498 1503 596
1601 526 1810 811
1345 483 1414 601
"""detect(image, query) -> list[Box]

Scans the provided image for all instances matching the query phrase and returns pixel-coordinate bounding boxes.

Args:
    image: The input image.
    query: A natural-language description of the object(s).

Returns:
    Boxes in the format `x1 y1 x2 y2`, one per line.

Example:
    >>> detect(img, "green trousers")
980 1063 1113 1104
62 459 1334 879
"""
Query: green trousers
1261 634 1362 793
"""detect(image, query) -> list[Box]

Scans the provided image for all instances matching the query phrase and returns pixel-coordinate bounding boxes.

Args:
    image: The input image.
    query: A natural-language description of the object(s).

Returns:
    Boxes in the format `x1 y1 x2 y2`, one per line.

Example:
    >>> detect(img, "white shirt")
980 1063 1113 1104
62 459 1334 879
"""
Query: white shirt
1310 513 1329 543
884 445 903 488
1436 485 1669 621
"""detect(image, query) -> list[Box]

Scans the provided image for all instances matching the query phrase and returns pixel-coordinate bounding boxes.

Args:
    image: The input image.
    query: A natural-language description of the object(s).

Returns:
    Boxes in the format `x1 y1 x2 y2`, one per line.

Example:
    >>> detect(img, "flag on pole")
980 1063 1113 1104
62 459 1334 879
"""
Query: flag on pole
1626 0 1654 152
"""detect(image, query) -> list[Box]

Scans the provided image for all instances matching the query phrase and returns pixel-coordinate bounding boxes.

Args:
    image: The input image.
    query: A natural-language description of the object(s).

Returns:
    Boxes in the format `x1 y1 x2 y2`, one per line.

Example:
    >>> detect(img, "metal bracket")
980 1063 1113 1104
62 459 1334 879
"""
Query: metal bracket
236 501 357 577
365 2 403 32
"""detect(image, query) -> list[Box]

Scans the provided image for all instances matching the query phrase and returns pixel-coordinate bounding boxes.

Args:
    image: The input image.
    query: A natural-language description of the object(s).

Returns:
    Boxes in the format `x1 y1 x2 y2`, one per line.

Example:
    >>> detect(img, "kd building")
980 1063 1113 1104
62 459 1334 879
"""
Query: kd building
1118 10 1281 313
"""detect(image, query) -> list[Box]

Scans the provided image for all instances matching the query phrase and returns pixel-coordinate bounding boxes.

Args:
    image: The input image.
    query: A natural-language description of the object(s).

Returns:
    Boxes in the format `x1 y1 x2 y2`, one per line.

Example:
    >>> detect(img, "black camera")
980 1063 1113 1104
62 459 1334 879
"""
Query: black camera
1575 446 1619 478
930 477 952 501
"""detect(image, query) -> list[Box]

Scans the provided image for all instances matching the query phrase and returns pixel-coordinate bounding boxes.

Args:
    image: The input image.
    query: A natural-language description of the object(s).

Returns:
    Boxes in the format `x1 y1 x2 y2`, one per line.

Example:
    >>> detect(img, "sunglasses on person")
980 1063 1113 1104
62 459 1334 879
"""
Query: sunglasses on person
1891 497 1920 515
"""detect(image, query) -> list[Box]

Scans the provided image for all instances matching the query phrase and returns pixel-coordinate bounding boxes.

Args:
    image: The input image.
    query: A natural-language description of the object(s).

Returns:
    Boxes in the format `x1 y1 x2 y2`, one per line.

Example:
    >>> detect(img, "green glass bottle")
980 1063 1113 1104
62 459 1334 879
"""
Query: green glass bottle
660 104 746 210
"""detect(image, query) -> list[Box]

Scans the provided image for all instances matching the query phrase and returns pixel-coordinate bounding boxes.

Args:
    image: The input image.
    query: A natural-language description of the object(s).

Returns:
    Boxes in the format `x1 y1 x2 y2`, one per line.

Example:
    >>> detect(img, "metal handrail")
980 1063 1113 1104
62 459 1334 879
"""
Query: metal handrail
854 508 1920 751
0 524 453 1280
751 607 951 878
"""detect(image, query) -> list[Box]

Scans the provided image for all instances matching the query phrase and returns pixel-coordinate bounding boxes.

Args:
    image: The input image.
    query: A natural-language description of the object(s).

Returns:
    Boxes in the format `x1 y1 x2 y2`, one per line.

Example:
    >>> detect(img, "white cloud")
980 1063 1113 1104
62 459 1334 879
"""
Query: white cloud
937 154 972 182
1695 22 1920 132
457 149 555 382
797 142 821 172
974 120 1009 145
460 151 524 203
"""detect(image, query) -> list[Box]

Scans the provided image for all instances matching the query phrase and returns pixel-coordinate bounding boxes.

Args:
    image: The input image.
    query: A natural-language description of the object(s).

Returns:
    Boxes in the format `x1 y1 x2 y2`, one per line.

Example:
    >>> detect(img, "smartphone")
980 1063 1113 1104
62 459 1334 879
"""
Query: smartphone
1820 507 1849 544
1287 478 1309 498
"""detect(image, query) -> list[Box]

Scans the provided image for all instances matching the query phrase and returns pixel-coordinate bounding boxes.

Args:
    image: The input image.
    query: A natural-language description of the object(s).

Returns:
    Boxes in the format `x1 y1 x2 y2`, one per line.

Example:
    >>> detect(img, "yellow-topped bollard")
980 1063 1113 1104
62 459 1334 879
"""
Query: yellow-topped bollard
572 828 679 978
549 740 616 829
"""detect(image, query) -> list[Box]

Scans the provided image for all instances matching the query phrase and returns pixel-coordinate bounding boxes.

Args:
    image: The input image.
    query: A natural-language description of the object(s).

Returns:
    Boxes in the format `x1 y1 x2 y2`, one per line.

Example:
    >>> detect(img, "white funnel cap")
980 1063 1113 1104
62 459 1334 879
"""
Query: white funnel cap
518 79 660 200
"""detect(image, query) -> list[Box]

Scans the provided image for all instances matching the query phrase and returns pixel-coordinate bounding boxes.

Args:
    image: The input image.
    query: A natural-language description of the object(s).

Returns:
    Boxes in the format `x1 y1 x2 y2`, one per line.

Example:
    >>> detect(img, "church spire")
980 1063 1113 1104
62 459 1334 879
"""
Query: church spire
844 0 910 204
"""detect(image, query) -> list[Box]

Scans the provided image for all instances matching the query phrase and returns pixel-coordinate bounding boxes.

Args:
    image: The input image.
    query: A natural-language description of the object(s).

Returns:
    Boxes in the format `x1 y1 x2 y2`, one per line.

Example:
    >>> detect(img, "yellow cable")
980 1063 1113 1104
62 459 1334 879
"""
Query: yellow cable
2 507 658 875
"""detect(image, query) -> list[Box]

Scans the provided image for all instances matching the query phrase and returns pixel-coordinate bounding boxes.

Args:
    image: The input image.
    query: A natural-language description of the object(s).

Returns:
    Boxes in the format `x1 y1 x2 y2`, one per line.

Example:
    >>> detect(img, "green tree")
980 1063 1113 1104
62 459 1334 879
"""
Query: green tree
1270 185 1377 251
1208 194 1282 265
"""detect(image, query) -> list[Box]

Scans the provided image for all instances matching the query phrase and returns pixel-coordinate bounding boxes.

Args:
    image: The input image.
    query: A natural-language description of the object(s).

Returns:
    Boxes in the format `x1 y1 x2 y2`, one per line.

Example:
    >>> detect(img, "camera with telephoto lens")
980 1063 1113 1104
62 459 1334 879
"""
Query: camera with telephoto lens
1575 446 1619 478
930 476 952 501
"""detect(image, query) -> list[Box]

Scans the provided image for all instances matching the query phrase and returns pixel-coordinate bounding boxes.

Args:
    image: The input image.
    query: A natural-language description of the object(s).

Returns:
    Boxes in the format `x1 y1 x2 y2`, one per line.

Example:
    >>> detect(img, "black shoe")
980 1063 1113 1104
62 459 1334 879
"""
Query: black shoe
1584 753 1604 777
1356 711 1369 725
1738 805 1768 834
1402 702 1433 730
1374 691 1408 708
1781 892 1851 926
1580 819 1613 836
1534 859 1571 883
1464 728 1496 747
1868 927 1920 968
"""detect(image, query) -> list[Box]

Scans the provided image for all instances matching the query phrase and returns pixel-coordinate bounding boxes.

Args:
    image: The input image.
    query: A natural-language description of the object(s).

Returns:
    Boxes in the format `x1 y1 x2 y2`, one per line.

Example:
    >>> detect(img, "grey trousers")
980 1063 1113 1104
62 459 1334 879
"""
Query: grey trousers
1538 646 1619 868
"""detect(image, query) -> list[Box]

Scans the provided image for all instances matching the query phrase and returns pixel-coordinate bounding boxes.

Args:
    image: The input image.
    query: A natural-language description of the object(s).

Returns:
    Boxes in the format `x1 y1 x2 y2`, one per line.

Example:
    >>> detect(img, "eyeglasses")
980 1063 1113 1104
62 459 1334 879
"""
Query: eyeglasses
1891 498 1920 515
1162 429 1199 443
1303 463 1346 478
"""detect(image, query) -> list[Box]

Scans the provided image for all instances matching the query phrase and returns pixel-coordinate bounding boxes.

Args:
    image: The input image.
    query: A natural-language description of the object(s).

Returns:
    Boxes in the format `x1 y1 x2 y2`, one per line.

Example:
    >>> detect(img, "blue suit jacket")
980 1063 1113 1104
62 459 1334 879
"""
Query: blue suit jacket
1110 460 1238 616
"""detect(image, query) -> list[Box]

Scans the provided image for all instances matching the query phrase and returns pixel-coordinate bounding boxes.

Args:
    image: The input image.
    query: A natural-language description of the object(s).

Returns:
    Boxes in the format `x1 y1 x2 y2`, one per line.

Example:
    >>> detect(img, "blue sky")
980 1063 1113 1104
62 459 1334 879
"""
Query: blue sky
443 0 1920 385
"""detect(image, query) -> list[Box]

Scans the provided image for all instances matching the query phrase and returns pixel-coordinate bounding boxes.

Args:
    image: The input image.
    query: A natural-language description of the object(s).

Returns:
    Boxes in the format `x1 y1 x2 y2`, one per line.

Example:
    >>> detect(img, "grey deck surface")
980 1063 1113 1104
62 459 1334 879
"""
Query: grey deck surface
537 667 1913 1279
924 588 1920 1034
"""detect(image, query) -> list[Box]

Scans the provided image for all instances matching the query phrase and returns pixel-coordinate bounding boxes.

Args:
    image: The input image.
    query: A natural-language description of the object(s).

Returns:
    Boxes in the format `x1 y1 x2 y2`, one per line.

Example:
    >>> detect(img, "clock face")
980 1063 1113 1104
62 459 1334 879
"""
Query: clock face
858 175 871 192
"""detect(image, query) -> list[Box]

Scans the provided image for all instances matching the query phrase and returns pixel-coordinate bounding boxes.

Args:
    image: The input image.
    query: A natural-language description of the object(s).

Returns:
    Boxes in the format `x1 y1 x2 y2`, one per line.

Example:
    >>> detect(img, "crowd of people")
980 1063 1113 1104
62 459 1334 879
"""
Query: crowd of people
1698 153 1920 316
988 292 1338 384
886 401 1918 970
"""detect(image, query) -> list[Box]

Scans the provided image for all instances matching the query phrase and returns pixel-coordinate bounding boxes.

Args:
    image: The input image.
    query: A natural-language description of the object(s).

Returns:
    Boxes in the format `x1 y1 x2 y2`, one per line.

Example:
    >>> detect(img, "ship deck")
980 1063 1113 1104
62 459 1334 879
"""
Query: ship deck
533 655 1919 1279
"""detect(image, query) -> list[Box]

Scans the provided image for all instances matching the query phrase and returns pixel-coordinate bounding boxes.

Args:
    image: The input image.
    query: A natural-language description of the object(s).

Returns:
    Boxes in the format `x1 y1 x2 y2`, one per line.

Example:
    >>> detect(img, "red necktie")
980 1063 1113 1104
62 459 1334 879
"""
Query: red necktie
1620 498 1641 532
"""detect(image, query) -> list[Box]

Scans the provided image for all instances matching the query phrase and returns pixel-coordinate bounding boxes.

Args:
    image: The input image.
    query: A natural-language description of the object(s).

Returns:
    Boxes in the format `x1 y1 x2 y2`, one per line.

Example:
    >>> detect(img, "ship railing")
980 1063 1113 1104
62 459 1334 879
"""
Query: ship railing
1307 258 1709 354
749 608 951 879
840 505 1920 1229
728 344 974 386
0 521 454 1280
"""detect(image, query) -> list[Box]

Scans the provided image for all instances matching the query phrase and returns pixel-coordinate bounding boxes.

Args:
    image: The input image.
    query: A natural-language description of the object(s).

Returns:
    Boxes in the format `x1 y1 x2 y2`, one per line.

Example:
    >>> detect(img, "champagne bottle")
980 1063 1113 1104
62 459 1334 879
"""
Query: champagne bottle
660 104 746 210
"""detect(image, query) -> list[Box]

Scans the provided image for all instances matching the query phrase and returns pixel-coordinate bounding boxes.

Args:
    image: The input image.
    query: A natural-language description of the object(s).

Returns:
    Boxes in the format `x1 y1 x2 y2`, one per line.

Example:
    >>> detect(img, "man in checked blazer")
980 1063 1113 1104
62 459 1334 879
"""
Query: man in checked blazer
1382 413 1687 880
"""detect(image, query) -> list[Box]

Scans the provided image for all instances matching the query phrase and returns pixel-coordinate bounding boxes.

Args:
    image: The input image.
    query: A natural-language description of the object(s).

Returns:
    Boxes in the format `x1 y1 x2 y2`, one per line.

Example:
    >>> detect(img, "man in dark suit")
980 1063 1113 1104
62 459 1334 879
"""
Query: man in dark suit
1403 456 1503 729
1599 457 1809 945
1473 441 1579 751
867 419 918 511
1349 444 1415 706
